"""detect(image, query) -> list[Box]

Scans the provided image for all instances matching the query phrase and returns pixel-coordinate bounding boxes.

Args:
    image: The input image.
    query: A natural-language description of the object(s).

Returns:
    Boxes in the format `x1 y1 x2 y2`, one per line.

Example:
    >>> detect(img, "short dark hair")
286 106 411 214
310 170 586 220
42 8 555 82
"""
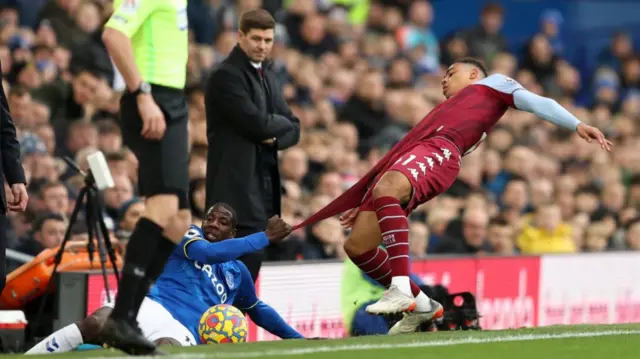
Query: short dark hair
239 9 276 33
40 181 67 198
482 3 504 16
207 202 238 229
489 216 509 227
454 57 489 77
34 212 65 232
576 184 600 197
96 120 121 135
105 150 127 162
9 85 29 98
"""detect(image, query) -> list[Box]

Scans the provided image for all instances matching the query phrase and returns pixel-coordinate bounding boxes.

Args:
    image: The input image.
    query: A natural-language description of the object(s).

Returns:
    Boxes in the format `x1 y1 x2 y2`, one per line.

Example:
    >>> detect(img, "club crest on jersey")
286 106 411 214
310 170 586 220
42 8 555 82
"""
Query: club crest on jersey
225 271 235 290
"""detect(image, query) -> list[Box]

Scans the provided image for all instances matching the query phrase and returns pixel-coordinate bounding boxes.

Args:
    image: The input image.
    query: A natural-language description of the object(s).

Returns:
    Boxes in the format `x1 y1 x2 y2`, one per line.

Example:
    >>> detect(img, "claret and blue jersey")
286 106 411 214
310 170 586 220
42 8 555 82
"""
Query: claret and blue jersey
147 225 303 342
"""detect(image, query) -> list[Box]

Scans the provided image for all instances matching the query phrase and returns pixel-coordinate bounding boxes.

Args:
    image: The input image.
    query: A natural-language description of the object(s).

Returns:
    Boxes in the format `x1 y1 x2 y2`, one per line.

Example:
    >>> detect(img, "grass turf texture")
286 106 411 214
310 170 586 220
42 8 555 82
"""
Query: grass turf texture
15 324 640 359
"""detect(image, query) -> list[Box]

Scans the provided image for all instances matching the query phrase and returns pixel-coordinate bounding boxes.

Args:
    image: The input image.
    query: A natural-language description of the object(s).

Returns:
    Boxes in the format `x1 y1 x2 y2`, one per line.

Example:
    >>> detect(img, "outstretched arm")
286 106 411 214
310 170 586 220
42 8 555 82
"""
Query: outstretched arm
513 90 612 150
512 90 581 130
477 74 611 151
183 232 269 264
234 263 303 339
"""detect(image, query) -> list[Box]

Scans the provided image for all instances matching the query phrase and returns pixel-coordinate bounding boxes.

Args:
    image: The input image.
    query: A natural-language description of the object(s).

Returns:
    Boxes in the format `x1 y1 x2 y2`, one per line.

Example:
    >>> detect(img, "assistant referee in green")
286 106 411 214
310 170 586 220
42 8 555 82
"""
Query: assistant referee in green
99 0 191 355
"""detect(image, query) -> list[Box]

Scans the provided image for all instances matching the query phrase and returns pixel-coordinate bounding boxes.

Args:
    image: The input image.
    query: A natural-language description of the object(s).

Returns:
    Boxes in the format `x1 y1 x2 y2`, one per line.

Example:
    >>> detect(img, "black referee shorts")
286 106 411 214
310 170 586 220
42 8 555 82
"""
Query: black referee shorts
120 84 190 210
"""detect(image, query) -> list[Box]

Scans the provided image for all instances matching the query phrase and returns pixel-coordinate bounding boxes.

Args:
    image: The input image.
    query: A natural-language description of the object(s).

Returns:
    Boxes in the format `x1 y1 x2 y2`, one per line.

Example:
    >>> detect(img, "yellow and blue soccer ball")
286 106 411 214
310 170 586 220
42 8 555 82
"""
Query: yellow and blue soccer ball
198 304 248 344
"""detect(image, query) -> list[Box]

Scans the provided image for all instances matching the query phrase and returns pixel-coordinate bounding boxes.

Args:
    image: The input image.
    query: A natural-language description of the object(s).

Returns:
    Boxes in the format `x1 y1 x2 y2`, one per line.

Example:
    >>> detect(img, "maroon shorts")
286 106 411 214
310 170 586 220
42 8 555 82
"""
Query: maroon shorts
359 137 461 215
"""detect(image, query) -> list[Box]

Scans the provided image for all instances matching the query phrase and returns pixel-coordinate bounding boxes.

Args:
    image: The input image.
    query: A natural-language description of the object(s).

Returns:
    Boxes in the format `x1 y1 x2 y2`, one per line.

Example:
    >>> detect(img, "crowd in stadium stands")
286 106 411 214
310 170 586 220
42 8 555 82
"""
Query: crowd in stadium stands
1 0 640 271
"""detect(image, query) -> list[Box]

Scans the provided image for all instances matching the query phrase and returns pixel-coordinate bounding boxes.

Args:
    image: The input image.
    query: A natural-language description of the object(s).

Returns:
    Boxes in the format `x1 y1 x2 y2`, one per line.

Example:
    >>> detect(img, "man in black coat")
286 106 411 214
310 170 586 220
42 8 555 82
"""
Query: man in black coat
205 9 300 282
0 76 29 294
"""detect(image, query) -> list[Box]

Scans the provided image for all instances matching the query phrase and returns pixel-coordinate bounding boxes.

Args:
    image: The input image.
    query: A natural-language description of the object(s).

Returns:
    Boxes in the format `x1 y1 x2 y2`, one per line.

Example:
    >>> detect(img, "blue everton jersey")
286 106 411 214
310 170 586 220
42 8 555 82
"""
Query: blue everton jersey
147 225 258 341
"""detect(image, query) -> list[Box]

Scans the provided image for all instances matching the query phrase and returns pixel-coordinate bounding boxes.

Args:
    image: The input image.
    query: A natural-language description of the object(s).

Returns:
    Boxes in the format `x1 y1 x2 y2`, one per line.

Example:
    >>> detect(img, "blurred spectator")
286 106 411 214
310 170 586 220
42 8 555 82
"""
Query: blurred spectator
433 208 490 255
15 212 66 256
115 197 144 242
103 174 133 220
517 203 575 254
395 0 439 74
38 180 69 215
539 9 564 56
487 217 515 254
409 222 428 259
462 3 507 64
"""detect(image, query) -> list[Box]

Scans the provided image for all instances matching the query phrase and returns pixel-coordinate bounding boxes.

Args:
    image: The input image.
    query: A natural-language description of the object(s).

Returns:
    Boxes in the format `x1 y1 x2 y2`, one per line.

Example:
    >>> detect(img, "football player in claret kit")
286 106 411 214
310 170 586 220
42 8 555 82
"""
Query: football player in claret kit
294 57 612 334
26 203 303 354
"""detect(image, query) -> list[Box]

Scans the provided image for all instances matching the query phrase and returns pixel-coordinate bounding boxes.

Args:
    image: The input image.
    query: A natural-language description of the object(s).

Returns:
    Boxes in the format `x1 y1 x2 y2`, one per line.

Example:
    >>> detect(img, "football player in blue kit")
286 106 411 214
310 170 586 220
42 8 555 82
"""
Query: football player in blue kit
26 203 303 354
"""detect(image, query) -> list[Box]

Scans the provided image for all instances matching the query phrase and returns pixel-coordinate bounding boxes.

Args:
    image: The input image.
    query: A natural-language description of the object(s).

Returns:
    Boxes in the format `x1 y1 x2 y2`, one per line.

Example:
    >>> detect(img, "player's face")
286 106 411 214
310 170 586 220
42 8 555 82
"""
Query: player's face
202 207 236 242
441 63 480 98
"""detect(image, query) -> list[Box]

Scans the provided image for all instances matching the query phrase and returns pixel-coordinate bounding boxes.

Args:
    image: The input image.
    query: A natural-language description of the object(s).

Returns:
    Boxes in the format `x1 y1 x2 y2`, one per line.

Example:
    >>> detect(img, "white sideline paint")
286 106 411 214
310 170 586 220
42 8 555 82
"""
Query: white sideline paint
91 330 640 359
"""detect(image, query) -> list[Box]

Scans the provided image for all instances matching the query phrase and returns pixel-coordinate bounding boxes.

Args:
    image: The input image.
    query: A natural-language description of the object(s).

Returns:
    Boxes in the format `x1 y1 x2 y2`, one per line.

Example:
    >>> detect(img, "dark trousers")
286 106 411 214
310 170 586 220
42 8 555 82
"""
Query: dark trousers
0 214 8 294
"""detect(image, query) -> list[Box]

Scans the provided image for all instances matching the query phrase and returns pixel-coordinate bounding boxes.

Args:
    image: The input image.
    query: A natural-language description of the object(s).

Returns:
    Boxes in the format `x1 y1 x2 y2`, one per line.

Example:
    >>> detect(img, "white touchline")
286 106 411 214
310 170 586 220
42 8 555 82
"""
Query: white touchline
90 330 640 359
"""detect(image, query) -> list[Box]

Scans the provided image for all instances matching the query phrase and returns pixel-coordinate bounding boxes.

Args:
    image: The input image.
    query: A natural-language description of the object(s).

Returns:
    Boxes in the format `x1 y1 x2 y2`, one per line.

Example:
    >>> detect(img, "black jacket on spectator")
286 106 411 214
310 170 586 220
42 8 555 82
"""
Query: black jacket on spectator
205 45 300 236
0 78 27 212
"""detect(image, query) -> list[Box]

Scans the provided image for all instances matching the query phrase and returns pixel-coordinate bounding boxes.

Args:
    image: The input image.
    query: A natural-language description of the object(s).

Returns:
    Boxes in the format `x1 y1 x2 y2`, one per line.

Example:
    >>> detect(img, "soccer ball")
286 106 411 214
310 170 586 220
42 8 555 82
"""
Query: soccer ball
198 304 248 344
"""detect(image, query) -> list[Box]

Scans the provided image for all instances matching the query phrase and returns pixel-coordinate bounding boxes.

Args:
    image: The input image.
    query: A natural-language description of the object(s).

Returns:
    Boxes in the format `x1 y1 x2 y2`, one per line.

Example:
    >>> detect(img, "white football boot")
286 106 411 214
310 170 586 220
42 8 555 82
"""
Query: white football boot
388 299 445 335
365 285 417 315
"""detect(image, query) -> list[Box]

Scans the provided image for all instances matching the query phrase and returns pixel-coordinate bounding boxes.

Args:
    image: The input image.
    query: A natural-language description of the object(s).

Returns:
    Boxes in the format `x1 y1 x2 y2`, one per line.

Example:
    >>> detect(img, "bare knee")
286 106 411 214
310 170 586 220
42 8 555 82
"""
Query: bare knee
371 171 412 203
143 195 180 228
343 212 382 256
78 306 112 343
164 209 192 244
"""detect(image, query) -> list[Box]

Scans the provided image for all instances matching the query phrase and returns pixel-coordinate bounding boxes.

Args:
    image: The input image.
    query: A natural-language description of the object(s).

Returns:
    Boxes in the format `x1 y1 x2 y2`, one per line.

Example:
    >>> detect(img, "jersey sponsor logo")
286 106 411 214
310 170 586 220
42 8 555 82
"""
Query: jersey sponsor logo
416 161 427 175
382 234 395 245
194 261 228 303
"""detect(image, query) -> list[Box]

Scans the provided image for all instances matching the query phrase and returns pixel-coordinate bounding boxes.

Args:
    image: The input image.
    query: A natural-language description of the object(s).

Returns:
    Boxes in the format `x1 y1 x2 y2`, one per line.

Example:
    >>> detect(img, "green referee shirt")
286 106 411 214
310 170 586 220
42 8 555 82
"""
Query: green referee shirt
105 0 188 89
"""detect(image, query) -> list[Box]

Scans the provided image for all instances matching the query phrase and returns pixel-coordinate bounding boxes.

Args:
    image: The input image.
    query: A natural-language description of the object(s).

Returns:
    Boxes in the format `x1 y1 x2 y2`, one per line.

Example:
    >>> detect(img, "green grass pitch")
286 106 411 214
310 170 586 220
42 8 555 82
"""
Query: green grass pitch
13 324 640 358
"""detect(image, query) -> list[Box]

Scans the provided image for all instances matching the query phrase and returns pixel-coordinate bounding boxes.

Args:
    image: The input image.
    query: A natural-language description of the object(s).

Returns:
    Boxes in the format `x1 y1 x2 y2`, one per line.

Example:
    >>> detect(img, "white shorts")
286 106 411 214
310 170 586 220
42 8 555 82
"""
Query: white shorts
105 297 197 346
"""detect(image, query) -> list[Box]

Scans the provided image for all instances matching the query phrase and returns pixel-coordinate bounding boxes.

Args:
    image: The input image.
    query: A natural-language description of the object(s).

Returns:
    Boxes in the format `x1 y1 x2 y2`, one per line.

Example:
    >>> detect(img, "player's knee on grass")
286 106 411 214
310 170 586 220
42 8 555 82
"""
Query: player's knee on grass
164 209 192 244
144 194 181 228
154 337 181 346
371 171 413 204
78 306 112 343
343 211 382 256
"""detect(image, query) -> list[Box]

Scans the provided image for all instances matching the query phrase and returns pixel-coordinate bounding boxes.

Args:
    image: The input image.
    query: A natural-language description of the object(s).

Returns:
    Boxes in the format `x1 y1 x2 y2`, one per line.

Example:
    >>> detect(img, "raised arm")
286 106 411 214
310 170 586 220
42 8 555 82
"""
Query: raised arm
513 90 580 130
476 74 612 151
513 90 611 150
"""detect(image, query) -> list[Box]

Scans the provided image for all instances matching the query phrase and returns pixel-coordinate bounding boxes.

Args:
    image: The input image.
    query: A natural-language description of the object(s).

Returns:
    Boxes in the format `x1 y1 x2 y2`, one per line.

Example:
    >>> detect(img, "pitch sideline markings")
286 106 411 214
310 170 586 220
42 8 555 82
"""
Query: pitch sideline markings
89 329 640 359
